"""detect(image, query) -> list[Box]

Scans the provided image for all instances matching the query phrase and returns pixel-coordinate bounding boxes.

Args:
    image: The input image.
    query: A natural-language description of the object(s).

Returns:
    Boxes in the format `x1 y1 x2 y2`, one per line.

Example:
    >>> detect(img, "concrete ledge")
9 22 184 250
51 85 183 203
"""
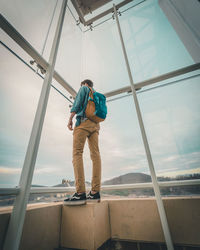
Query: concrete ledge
61 201 110 250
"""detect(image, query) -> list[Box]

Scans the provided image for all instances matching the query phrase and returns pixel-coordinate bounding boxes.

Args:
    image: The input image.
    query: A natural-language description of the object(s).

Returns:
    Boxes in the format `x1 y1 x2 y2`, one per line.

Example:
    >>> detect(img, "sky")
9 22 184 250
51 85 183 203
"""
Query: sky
0 0 200 187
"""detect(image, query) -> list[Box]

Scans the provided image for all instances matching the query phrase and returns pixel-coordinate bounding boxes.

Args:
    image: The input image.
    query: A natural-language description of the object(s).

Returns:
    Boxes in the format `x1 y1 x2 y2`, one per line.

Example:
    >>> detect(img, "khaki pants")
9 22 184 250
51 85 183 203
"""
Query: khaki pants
73 119 101 193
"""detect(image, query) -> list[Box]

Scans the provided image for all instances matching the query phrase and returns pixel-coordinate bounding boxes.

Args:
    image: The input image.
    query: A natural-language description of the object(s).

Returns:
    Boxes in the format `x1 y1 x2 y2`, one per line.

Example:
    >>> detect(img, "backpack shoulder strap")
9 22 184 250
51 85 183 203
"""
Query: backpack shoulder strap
88 87 95 93
88 87 95 99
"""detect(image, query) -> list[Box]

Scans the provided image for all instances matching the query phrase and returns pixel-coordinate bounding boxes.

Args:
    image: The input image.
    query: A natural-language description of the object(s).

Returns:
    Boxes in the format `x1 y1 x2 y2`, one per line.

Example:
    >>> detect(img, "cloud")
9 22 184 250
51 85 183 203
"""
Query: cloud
0 166 21 174
157 167 200 177
0 165 63 175
120 164 144 171
154 151 200 167
34 167 63 174
162 155 180 162
157 167 179 173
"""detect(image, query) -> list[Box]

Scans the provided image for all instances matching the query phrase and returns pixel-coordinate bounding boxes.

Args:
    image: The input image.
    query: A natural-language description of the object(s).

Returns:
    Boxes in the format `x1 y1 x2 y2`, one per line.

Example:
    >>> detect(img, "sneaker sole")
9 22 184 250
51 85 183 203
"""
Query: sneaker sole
63 200 86 206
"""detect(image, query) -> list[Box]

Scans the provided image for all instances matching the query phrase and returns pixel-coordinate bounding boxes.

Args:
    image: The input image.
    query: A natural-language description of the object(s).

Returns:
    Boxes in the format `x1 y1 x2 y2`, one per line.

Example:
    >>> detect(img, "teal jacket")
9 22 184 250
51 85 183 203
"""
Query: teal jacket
70 86 91 127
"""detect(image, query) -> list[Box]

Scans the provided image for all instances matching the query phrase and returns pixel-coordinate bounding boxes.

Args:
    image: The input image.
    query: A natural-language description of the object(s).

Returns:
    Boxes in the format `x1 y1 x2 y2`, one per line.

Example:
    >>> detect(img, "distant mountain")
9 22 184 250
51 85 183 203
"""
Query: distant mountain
102 173 152 185
101 172 200 197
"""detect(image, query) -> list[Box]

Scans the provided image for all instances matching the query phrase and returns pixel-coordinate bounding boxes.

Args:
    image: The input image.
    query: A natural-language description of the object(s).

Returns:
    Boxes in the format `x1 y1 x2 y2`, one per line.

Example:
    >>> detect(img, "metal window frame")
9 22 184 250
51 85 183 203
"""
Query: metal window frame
84 0 133 26
71 0 133 26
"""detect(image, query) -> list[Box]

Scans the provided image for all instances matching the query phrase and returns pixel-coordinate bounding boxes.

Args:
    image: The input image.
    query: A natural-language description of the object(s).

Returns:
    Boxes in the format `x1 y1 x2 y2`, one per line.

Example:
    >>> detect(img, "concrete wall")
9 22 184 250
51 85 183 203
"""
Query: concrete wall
109 197 200 245
0 203 62 250
61 197 200 249
159 0 200 62
1 197 200 250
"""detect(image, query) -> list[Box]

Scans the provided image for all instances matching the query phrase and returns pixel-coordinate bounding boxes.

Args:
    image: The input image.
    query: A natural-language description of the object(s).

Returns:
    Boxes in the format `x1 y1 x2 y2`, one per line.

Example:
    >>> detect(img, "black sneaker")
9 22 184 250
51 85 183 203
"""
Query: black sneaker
87 191 101 203
63 192 86 206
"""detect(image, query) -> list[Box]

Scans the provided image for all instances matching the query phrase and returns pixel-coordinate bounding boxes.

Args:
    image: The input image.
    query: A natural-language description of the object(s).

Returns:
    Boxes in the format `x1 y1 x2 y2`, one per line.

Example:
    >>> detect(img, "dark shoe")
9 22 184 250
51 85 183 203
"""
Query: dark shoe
63 192 86 206
87 191 101 203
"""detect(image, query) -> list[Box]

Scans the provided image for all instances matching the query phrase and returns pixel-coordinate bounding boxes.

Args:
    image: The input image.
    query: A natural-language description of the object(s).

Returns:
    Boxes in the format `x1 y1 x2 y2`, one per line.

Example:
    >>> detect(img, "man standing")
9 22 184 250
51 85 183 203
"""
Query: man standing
64 79 101 205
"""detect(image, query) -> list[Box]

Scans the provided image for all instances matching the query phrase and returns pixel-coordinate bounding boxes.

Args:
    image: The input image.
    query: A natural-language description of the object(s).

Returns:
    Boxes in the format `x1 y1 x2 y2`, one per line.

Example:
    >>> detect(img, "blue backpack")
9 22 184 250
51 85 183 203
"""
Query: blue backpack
85 88 107 123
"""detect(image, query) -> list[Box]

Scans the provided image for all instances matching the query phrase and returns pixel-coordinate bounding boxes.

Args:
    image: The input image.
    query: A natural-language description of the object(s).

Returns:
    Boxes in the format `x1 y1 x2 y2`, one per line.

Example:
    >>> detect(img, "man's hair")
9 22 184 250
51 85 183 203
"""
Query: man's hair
81 79 93 87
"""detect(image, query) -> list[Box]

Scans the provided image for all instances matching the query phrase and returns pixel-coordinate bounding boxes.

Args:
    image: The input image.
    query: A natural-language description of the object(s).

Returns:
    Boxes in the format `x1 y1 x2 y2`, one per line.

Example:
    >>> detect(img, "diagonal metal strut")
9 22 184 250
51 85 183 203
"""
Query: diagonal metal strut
0 13 77 98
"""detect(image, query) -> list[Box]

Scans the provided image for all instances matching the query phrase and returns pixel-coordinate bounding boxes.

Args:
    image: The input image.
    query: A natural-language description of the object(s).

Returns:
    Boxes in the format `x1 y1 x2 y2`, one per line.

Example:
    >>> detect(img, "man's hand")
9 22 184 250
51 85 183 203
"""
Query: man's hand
68 119 73 131
68 112 75 131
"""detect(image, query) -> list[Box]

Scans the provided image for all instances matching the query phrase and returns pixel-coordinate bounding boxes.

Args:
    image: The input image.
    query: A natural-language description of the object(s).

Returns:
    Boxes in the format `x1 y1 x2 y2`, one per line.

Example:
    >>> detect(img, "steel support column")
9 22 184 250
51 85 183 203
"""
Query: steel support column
3 1 68 249
113 4 174 250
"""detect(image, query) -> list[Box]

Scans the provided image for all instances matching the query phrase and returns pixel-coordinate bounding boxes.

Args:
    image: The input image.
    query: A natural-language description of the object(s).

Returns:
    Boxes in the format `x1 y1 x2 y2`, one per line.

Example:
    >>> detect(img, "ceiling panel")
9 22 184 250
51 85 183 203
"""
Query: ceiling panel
72 0 112 16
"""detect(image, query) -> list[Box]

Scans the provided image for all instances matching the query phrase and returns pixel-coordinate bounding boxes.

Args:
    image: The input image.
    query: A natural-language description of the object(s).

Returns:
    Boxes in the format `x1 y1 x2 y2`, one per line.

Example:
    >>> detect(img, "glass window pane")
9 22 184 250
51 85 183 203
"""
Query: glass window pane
0 33 42 188
82 18 130 93
55 8 82 89
138 74 200 184
33 87 74 186
119 0 194 82
0 0 61 58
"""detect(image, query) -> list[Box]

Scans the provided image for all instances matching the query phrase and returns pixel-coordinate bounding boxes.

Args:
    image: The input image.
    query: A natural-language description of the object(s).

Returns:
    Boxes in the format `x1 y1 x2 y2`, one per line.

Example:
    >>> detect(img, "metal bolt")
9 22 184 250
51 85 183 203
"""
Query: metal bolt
30 60 35 65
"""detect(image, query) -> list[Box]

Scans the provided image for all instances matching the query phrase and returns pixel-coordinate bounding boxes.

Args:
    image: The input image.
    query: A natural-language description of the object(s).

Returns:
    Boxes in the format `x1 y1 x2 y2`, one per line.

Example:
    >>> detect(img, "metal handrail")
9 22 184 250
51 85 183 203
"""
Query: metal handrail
1 179 200 195
0 187 20 196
